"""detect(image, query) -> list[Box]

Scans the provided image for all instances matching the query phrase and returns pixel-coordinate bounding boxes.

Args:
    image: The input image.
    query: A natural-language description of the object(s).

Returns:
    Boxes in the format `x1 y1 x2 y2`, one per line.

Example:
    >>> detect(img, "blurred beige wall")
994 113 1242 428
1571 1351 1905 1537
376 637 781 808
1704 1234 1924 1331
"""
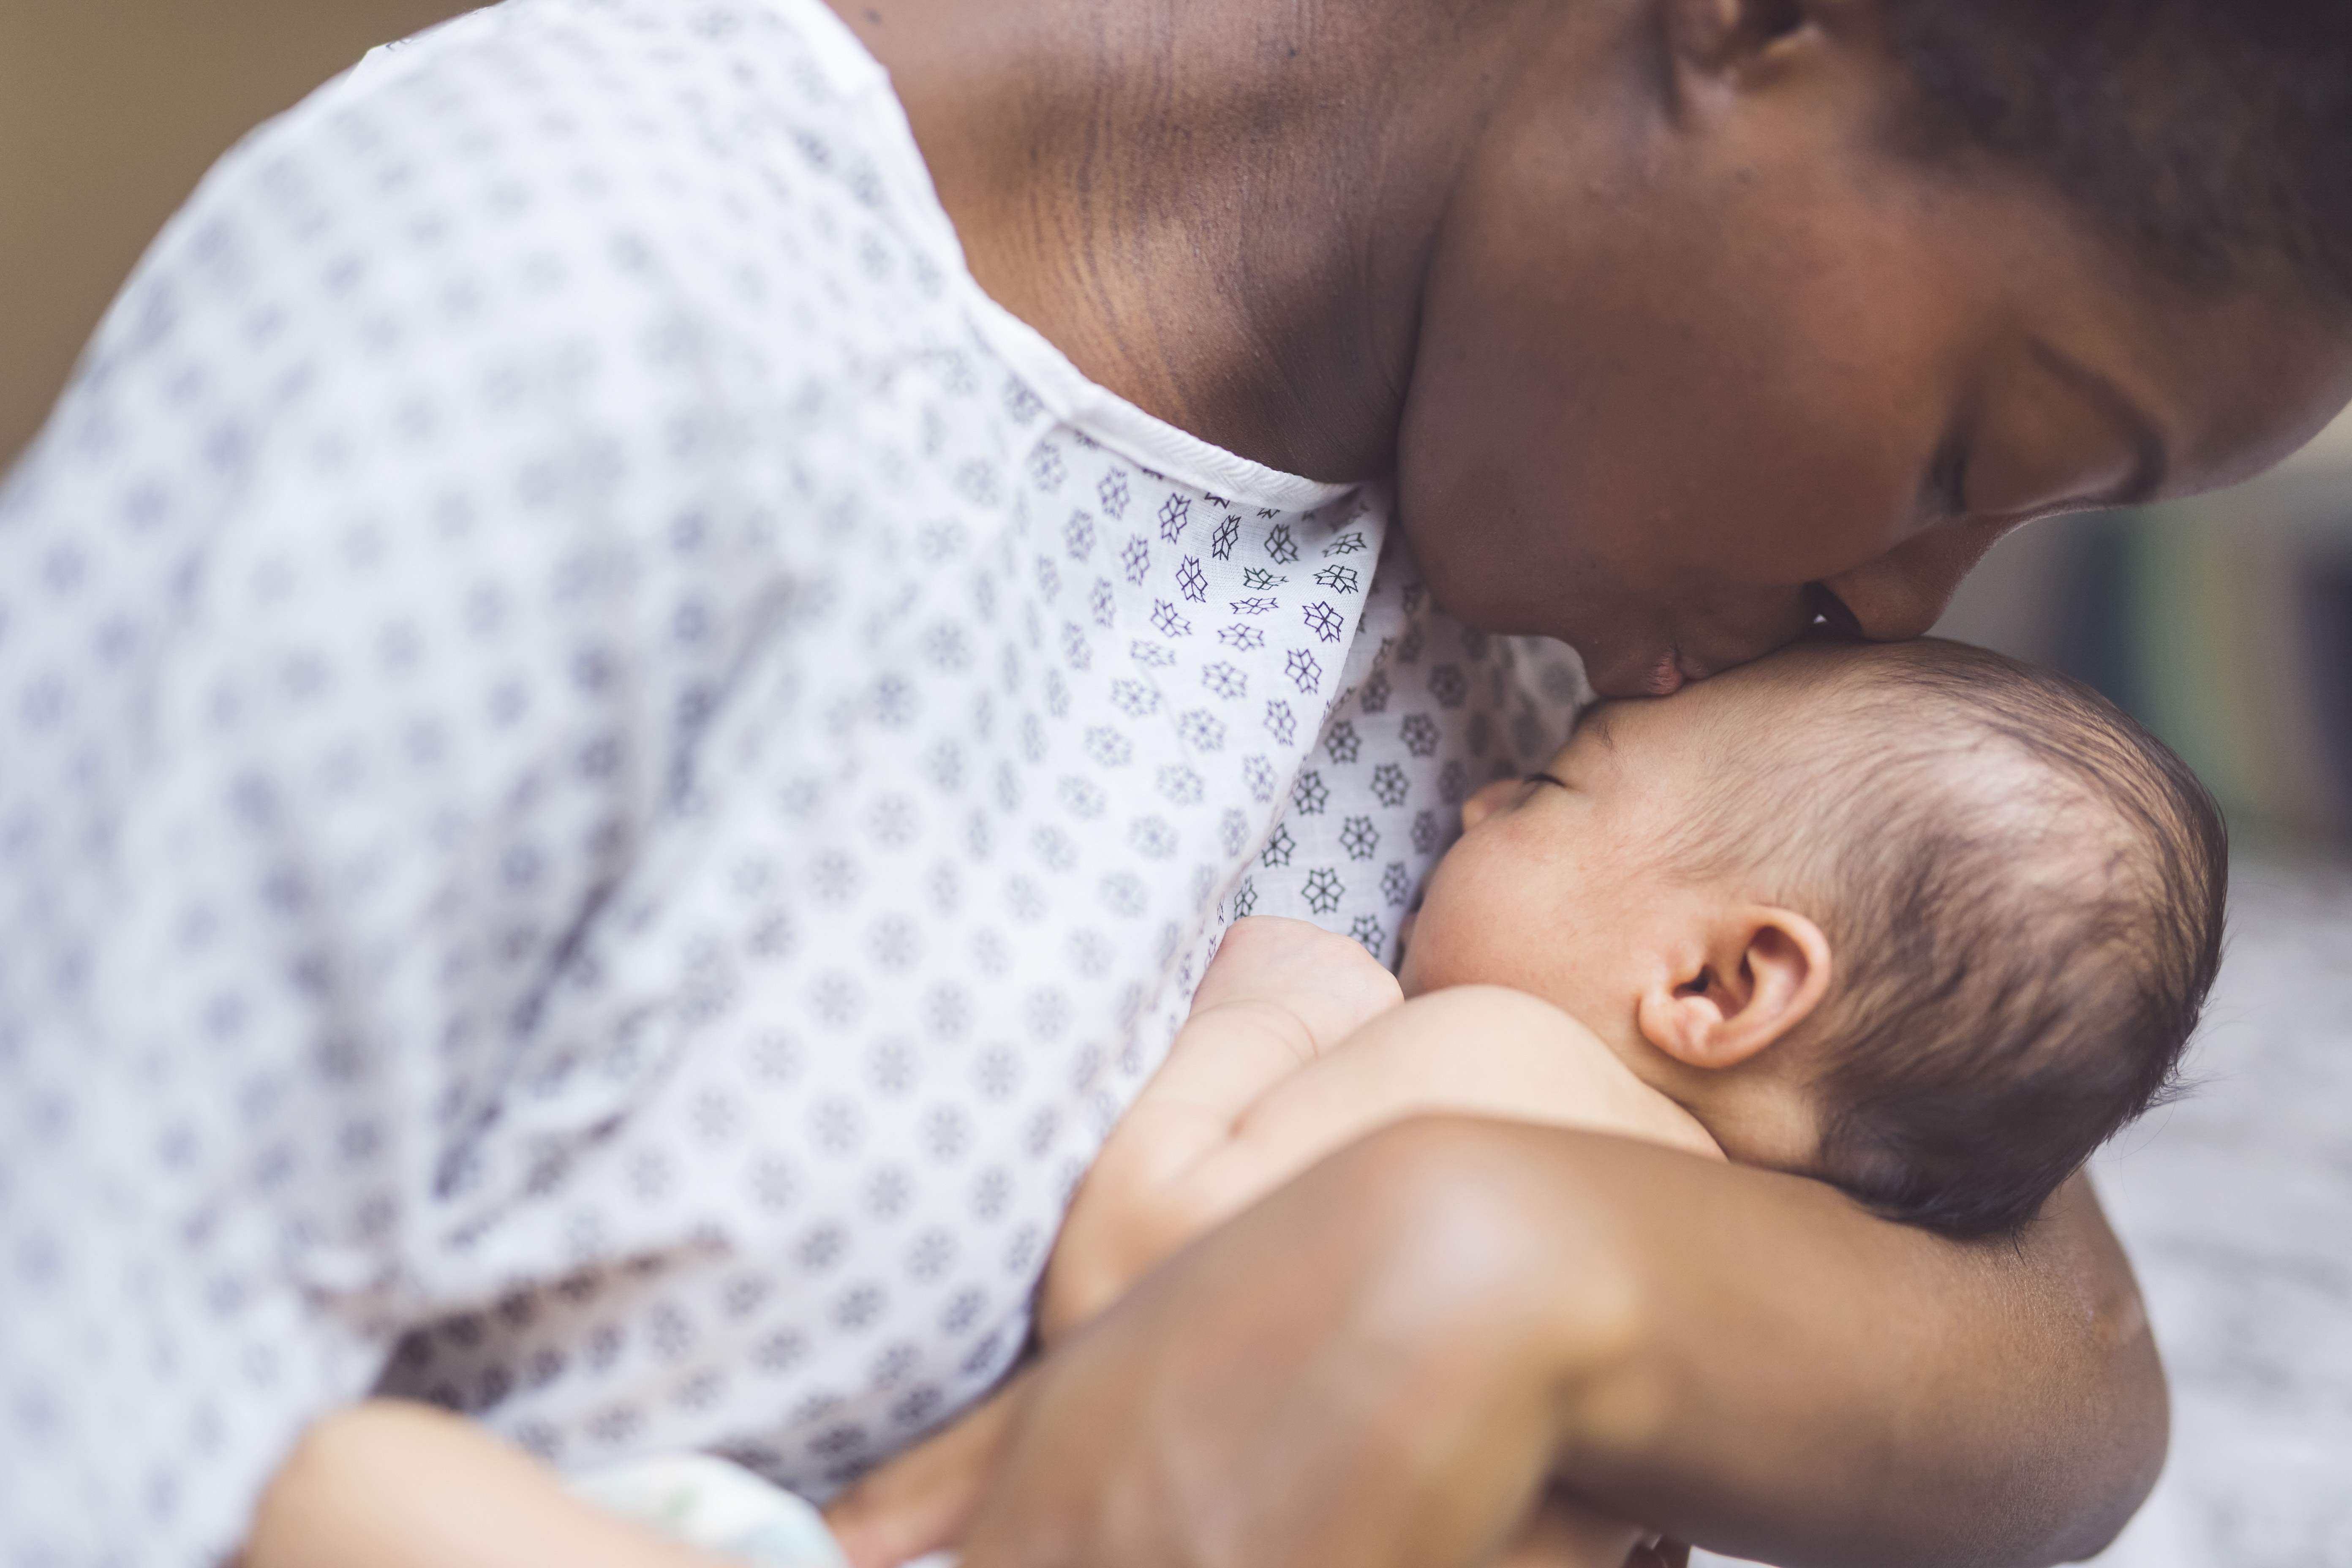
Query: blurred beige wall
0 0 473 469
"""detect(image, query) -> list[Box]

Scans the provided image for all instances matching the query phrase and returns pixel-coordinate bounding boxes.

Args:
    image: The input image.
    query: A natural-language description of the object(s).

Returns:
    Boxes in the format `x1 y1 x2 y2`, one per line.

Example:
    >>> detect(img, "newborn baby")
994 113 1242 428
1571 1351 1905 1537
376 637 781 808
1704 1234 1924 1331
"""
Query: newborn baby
816 632 2230 1568
1047 632 2224 1337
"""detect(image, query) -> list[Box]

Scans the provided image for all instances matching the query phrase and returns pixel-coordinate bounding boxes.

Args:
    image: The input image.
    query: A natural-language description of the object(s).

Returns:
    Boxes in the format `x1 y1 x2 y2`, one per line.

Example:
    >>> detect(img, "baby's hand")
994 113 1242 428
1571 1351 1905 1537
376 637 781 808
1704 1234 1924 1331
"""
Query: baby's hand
1035 918 1401 1343
1191 915 1404 1058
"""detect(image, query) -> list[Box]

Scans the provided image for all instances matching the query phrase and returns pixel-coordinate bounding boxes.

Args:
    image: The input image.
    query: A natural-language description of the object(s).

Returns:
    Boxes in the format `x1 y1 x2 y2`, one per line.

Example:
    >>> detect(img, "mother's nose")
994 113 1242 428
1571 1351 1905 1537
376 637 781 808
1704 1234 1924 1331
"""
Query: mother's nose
1812 515 2018 642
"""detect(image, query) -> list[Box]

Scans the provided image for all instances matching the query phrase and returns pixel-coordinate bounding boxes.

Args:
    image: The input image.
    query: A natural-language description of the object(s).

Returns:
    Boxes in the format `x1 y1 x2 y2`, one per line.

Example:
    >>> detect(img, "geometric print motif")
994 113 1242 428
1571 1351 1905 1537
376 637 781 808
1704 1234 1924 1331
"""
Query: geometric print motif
1232 530 1592 966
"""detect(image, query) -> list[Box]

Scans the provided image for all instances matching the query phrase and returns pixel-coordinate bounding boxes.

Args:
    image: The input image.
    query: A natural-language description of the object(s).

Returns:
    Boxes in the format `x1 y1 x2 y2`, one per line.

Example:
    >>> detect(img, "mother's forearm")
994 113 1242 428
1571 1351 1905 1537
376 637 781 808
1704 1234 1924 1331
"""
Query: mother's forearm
1507 1133 2164 1568
948 1116 2159 1568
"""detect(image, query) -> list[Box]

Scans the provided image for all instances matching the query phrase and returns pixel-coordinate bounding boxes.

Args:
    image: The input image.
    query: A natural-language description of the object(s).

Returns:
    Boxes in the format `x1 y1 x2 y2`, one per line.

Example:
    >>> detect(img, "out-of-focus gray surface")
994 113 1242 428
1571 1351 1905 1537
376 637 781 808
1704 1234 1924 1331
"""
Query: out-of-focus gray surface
2082 858 2352 1567
1694 858 2352 1568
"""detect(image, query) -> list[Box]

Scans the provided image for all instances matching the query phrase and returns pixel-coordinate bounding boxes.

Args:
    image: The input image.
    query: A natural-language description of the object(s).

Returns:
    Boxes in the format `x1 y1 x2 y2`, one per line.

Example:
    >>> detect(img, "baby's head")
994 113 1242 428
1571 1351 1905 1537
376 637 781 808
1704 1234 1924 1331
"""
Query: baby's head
1399 635 2225 1236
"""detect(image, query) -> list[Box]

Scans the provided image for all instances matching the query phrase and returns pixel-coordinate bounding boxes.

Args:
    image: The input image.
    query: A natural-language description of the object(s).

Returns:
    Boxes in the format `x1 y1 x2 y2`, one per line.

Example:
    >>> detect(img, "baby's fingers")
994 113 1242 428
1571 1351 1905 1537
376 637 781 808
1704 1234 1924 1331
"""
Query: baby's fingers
1198 917 1403 1043
823 1375 1029 1568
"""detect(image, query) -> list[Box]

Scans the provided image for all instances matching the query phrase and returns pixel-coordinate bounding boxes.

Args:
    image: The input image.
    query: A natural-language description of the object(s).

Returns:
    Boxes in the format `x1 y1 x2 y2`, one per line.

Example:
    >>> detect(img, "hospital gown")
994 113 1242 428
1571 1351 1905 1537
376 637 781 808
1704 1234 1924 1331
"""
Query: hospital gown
0 0 1589 1560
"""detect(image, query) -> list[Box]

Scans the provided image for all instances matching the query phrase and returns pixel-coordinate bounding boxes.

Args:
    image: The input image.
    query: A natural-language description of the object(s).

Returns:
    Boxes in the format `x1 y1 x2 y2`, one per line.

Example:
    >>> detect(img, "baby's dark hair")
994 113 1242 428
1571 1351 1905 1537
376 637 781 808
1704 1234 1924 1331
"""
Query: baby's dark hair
1881 0 2352 304
1682 638 2227 1238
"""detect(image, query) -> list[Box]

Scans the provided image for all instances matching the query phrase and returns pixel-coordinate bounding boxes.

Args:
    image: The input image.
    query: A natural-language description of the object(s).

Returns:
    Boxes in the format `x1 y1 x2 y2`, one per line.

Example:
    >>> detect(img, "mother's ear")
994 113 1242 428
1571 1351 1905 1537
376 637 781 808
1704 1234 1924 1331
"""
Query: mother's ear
1635 905 1831 1070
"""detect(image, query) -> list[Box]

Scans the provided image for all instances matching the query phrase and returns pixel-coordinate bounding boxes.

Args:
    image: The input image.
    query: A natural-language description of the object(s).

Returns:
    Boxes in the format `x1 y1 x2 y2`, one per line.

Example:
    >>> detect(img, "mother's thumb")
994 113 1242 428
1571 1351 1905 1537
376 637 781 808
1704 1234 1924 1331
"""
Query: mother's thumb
823 1377 1030 1568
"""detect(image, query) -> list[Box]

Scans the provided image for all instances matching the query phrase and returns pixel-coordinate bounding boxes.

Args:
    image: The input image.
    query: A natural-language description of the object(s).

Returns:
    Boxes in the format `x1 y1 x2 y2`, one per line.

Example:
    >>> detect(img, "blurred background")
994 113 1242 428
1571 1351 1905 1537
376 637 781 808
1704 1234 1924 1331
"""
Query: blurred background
5 5 2347 1564
1938 438 2352 856
0 0 468 472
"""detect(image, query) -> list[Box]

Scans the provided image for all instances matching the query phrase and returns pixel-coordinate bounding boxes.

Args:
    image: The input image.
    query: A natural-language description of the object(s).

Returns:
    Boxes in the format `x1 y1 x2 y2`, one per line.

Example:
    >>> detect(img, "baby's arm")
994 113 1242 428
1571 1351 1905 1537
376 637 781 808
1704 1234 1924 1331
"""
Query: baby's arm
1038 916 1407 1339
1040 917 1723 1342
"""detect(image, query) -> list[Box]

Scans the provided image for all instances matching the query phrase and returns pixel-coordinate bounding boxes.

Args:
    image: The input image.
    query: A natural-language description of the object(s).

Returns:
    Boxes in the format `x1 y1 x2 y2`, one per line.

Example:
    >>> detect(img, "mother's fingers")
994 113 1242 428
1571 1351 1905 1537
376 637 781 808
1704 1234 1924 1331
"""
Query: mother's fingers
823 1375 1031 1568
1488 1496 1650 1568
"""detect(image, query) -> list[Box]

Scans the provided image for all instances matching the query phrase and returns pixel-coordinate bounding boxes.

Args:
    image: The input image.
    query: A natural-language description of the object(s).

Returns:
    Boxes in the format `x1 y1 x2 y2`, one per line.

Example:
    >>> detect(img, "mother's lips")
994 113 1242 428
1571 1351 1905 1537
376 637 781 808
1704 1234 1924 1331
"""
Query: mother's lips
1579 653 1682 700
1584 646 1716 700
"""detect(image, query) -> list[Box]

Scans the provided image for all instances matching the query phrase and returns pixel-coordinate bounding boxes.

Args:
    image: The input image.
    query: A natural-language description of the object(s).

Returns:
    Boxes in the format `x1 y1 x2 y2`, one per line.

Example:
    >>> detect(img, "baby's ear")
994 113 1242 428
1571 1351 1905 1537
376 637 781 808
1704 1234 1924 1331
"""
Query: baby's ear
1636 906 1831 1070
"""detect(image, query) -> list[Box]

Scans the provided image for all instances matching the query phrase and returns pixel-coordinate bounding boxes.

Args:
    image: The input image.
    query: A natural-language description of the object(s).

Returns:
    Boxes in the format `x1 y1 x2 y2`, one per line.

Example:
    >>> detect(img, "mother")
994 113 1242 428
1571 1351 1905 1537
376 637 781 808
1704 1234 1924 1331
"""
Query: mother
3 0 2347 1563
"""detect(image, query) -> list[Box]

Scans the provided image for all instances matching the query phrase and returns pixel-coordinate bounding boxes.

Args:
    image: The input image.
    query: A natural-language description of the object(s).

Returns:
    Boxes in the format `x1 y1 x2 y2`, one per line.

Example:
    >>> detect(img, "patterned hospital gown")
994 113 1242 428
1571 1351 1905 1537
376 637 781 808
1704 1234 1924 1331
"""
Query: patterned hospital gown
0 0 1590 1561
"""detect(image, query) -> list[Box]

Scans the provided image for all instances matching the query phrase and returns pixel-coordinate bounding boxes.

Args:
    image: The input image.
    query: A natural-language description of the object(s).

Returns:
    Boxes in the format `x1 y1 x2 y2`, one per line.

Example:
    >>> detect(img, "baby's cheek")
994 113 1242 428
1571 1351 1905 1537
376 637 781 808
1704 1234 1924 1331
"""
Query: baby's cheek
1393 905 1486 996
1395 859 1482 994
1393 920 1431 995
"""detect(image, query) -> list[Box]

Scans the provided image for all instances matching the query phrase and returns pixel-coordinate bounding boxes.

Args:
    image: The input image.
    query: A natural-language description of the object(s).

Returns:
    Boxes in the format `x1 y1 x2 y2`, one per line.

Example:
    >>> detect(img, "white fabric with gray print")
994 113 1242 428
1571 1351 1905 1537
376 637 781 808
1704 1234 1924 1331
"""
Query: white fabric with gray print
0 0 1589 1561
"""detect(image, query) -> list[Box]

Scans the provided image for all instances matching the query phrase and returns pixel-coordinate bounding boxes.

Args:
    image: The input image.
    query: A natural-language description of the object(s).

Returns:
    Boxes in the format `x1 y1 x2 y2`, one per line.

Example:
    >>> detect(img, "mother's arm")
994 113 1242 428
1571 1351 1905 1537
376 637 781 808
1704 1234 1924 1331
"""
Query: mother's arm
1539 1146 2159 1566
954 1118 2161 1568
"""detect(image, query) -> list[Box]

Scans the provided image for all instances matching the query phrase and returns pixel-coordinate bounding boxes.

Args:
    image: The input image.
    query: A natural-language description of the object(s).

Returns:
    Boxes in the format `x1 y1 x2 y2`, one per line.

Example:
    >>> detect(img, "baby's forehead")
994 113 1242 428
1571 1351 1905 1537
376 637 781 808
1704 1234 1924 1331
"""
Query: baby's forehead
1575 646 1863 739
1607 647 2083 796
1690 640 2009 733
1569 642 2150 820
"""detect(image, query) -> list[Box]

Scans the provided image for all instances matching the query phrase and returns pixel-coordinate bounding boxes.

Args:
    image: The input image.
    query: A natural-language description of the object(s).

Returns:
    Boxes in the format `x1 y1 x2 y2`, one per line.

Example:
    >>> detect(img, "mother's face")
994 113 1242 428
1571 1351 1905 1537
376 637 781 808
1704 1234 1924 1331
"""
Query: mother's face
1394 25 2352 699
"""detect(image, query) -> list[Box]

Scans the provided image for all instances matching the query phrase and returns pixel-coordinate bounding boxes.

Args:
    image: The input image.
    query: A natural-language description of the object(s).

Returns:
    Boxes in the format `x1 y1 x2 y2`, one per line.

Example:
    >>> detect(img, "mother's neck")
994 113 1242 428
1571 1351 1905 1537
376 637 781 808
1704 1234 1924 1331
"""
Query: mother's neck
828 0 1591 481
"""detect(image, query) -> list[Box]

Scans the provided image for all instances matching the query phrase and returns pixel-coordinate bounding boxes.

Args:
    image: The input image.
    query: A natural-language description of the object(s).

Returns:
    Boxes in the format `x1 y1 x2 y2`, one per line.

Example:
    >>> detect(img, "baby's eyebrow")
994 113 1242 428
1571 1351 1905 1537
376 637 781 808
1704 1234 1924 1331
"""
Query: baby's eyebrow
1575 706 1620 750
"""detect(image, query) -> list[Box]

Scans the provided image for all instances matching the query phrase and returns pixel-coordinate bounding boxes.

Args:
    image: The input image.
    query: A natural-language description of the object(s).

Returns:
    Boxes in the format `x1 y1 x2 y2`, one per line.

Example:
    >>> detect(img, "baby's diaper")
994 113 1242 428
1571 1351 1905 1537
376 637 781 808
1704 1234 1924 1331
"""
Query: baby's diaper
569 1452 957 1568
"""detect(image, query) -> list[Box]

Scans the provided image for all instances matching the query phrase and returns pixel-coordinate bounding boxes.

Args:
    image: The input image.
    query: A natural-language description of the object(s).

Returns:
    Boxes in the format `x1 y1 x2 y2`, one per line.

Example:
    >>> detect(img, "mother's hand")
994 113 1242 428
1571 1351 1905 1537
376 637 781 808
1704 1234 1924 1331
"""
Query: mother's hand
1494 1498 1681 1568
829 1385 1677 1568
838 1116 1652 1568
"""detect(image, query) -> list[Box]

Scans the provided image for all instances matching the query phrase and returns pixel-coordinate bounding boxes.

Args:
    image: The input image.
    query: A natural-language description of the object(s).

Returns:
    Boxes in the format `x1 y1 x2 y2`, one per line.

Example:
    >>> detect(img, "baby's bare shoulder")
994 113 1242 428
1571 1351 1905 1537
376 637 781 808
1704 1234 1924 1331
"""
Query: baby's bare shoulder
1321 987 1726 1162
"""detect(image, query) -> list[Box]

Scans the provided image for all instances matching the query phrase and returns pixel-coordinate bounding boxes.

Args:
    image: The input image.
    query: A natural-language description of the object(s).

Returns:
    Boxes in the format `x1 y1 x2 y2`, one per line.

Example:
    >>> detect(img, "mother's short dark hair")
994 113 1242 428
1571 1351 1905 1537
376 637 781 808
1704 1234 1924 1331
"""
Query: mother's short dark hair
1884 0 2352 303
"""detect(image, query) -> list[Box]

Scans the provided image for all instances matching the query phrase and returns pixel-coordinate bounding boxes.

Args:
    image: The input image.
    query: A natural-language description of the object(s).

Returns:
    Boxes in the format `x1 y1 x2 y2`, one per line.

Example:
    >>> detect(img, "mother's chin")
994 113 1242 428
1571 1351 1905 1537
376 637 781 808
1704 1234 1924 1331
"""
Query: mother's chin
1396 514 1820 703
